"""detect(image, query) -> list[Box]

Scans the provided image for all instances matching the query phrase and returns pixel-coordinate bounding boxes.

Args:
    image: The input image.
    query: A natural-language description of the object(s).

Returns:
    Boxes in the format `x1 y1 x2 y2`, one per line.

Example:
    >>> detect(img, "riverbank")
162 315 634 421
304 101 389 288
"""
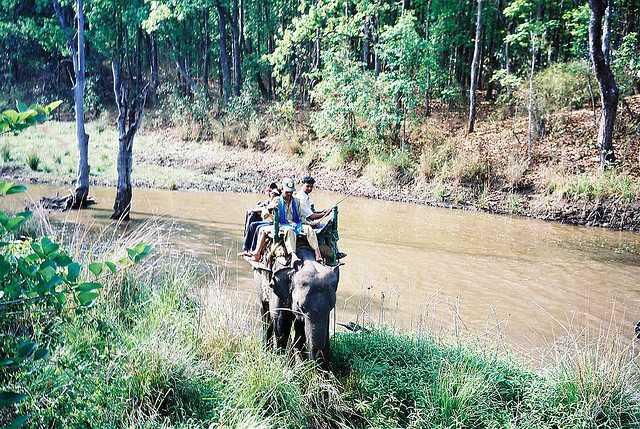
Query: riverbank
4 219 639 428
1 96 640 231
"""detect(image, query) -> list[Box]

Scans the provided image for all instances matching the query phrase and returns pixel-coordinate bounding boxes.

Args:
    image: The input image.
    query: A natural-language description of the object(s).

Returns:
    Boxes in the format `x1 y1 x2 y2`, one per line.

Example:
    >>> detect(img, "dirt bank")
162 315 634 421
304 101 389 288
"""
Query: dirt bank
1 97 639 232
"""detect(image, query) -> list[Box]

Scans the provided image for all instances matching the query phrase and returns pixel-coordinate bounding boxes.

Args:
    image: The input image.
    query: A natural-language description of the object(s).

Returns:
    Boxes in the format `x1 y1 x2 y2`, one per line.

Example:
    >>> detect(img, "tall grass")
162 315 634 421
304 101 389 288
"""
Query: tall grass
10 219 640 428
543 168 640 203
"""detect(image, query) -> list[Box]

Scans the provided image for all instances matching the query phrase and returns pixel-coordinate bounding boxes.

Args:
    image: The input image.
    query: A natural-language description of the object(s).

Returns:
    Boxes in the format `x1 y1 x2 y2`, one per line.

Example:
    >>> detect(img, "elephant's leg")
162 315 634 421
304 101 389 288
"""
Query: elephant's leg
292 318 306 359
261 300 274 350
274 311 293 351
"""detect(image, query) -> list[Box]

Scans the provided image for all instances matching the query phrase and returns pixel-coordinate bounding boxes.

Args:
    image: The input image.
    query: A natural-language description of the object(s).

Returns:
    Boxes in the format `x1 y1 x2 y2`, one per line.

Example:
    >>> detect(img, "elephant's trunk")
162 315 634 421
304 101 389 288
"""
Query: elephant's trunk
305 313 330 366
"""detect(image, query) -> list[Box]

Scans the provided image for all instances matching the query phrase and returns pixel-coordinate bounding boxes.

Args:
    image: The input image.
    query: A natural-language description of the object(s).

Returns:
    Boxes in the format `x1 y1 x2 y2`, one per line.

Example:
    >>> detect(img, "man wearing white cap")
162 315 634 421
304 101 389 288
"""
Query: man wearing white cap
250 177 323 263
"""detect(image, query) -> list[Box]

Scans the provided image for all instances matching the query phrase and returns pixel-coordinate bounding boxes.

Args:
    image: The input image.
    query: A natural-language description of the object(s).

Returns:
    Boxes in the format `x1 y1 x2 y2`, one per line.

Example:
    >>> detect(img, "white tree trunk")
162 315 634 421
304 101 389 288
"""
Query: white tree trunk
467 0 483 133
53 0 90 208
74 0 89 207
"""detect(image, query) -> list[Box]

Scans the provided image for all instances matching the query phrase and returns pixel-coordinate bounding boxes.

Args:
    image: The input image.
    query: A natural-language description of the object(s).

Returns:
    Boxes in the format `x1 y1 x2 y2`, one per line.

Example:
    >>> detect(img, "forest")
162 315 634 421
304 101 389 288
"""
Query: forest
2 0 640 225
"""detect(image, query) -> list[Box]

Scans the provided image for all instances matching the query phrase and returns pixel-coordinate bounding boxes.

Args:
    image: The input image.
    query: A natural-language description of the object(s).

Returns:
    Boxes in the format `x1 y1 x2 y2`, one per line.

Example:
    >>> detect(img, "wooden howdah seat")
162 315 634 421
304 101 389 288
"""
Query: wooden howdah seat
244 206 341 270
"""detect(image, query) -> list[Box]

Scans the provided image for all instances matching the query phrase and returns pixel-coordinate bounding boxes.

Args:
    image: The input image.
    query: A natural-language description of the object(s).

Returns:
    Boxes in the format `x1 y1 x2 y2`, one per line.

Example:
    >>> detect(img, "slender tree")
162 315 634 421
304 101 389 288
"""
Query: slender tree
52 0 90 208
230 0 242 96
468 0 483 133
588 0 619 168
110 6 153 220
111 61 151 220
217 2 233 105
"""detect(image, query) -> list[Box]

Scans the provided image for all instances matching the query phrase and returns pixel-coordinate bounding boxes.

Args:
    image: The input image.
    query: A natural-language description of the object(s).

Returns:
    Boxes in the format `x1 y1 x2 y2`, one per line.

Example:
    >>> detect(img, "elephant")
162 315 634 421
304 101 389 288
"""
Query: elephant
254 246 340 366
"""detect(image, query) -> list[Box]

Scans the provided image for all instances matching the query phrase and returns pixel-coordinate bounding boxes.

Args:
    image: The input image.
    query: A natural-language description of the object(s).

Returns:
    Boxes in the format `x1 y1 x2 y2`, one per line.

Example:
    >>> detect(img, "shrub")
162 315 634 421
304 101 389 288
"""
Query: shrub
246 117 266 149
531 61 593 111
612 33 640 96
418 140 456 179
442 148 490 185
157 83 216 141
506 192 525 214
432 182 449 201
502 155 529 189
25 153 40 171
507 61 594 134
271 129 307 155
221 122 247 147
364 151 414 188
331 331 532 428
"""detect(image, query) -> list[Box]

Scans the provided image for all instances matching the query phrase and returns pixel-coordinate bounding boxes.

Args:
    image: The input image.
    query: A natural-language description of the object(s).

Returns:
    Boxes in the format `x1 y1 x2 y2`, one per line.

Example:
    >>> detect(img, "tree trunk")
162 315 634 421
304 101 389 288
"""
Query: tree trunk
111 59 150 220
73 0 89 208
589 0 618 168
527 35 537 161
150 34 159 100
602 0 612 65
112 60 132 220
264 1 274 99
467 0 483 133
217 3 232 105
53 0 90 209
203 9 210 92
424 0 432 116
362 17 370 66
230 0 242 97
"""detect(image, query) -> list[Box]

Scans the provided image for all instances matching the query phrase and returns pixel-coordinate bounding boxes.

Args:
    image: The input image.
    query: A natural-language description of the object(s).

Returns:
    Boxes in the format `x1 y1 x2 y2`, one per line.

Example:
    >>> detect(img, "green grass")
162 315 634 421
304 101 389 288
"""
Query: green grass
545 169 640 203
25 153 41 171
5 220 637 428
0 121 206 189
364 151 414 188
1 144 11 162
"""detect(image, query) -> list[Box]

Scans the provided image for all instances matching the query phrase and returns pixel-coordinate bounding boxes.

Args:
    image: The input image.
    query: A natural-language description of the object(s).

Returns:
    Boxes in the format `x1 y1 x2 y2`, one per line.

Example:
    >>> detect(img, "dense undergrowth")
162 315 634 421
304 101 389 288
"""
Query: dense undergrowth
3 221 639 428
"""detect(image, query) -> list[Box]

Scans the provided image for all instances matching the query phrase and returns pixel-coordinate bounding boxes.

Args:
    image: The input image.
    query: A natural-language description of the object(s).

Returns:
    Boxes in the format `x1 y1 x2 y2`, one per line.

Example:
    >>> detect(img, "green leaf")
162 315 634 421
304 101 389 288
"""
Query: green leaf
88 262 103 277
40 237 59 256
6 415 30 429
127 243 152 263
15 211 32 219
0 181 14 195
0 391 26 407
5 216 27 232
76 282 102 293
38 266 56 283
0 256 12 278
77 290 99 306
45 100 62 113
55 291 66 306
54 254 72 267
67 262 81 282
5 184 27 195
104 261 117 273
2 110 18 124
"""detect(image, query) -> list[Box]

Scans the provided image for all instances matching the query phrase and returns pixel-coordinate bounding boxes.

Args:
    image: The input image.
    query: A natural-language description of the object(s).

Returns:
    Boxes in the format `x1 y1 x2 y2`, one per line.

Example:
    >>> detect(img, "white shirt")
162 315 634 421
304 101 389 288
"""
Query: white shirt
295 191 314 220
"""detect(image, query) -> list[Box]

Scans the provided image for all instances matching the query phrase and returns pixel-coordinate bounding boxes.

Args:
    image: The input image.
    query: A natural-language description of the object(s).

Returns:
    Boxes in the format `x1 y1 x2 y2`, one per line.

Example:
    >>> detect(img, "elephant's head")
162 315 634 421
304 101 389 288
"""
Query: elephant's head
291 260 340 365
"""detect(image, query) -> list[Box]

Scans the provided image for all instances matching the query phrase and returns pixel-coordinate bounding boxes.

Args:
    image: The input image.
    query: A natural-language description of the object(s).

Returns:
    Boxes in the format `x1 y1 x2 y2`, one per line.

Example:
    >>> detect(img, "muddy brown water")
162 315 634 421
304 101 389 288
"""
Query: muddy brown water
8 184 640 354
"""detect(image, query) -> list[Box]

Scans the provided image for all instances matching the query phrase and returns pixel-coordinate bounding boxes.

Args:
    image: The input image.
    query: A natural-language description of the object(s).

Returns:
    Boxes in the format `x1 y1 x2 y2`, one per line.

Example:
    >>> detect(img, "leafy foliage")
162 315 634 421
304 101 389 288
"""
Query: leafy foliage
0 102 151 428
0 101 61 135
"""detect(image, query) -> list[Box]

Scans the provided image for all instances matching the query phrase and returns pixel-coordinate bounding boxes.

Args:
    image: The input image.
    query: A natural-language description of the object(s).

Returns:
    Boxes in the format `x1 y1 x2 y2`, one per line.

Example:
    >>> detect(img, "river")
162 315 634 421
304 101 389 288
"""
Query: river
8 184 640 355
